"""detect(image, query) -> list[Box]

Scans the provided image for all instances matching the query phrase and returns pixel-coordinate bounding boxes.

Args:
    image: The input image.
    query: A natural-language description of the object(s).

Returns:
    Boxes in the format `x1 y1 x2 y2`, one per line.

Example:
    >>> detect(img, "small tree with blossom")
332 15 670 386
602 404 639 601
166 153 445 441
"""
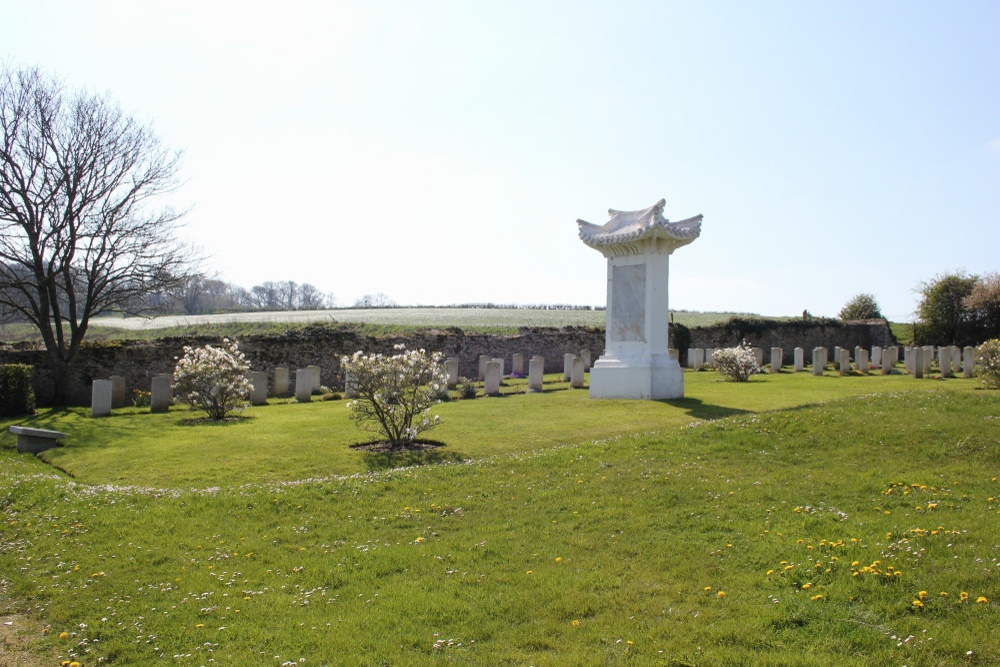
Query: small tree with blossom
713 341 761 382
173 339 252 420
976 338 1000 389
340 344 447 448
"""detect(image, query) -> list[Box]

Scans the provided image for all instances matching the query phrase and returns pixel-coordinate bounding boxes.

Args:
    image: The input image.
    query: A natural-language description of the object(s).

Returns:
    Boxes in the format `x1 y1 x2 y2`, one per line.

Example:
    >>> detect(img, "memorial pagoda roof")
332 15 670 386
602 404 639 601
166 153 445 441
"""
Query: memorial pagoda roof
577 198 702 255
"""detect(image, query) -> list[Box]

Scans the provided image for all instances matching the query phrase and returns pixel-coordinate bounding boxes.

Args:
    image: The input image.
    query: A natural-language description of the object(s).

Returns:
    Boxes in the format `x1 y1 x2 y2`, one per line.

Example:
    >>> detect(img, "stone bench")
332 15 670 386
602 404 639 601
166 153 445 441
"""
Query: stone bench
9 426 67 453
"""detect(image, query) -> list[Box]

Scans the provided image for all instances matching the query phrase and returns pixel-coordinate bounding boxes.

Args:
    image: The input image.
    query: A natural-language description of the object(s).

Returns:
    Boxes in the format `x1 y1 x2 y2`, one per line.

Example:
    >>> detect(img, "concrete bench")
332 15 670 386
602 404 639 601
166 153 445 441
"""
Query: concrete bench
8 426 66 454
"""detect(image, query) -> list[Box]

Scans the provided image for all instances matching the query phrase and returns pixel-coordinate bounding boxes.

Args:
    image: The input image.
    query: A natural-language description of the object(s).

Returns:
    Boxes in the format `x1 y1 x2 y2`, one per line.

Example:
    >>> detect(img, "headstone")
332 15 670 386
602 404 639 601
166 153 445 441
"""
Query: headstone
938 347 953 378
91 379 112 417
528 356 544 392
110 375 126 409
563 353 575 380
881 351 892 375
872 346 882 368
856 349 869 374
793 347 804 372
913 347 924 379
690 348 705 371
963 346 975 378
150 376 171 413
921 346 933 376
344 370 358 398
570 355 585 388
812 347 825 376
854 346 863 367
273 367 290 396
478 355 489 381
511 353 524 377
249 371 268 405
950 345 962 374
492 357 505 377
833 347 842 369
889 346 899 367
484 360 502 396
705 348 714 368
295 369 313 402
904 346 913 373
308 365 321 391
581 349 592 370
839 348 851 376
770 347 782 373
752 347 764 367
668 348 680 361
445 358 460 389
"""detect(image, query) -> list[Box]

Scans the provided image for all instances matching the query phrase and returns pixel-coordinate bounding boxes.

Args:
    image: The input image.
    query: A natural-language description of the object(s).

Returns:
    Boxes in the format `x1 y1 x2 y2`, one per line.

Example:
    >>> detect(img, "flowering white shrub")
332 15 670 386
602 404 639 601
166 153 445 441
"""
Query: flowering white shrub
713 341 761 382
173 339 252 420
340 344 448 447
976 338 1000 389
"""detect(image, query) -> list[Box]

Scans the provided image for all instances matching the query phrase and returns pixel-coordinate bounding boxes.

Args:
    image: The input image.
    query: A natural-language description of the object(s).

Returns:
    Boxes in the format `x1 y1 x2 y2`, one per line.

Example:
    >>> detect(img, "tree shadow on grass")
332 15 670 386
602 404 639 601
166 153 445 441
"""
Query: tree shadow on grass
174 415 255 427
658 397 751 421
354 440 469 472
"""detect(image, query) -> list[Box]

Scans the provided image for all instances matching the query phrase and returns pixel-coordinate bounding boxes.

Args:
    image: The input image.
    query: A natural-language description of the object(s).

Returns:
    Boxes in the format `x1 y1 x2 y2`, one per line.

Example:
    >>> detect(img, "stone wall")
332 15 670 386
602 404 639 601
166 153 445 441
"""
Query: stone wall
688 318 895 365
1 319 894 406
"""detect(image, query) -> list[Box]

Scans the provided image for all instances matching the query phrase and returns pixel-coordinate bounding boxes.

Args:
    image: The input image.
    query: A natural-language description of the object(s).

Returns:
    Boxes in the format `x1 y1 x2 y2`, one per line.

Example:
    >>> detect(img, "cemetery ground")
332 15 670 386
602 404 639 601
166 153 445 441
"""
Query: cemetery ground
1 371 997 665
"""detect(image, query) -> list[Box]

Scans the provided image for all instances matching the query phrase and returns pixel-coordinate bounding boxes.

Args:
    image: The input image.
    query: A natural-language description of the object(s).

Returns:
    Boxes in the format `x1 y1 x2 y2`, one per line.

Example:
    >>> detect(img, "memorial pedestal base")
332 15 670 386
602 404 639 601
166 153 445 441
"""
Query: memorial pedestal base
588 354 684 400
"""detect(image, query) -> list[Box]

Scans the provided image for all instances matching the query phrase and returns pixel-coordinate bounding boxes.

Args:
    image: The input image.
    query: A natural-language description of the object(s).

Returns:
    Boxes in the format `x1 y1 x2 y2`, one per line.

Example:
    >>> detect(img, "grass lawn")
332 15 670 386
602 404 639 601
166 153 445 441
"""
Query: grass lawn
1 369 997 665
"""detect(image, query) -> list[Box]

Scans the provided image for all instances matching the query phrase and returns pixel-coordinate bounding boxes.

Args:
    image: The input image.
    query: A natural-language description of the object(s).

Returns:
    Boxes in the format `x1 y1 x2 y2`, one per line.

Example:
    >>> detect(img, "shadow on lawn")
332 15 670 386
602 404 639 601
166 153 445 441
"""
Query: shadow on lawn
661 397 751 421
359 443 469 472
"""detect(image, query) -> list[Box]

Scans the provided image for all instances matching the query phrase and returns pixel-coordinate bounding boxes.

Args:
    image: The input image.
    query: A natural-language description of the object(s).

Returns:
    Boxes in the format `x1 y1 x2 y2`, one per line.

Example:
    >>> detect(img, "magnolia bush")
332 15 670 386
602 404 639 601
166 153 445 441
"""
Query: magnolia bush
341 344 447 447
976 338 1000 389
173 339 252 420
713 341 760 382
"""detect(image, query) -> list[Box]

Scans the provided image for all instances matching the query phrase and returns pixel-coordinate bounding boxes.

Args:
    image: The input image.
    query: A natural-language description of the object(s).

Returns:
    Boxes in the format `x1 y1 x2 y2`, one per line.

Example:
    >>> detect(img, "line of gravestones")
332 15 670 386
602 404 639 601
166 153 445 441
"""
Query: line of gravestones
88 344 977 416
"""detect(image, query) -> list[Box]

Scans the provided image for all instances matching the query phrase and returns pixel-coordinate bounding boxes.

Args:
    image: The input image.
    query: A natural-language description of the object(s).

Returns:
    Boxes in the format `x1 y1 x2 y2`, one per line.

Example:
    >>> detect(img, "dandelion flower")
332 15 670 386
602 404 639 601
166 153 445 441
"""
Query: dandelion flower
571 620 580 626
912 600 925 609
811 595 824 601
802 583 812 590
59 632 69 639
766 570 775 576
918 591 928 599
555 557 563 563
977 597 989 604
717 591 726 598
704 586 712 591
960 592 970 601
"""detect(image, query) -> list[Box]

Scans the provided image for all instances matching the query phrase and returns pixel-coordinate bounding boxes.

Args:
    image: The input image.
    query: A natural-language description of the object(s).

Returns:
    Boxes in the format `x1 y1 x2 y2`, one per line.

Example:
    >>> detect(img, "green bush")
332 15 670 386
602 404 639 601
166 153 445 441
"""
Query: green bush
976 338 1000 389
839 293 883 320
0 364 35 416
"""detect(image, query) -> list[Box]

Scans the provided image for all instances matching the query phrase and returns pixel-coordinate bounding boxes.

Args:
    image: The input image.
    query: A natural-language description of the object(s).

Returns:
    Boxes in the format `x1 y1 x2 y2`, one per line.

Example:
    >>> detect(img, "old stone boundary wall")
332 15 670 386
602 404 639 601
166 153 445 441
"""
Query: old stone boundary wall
1 320 893 406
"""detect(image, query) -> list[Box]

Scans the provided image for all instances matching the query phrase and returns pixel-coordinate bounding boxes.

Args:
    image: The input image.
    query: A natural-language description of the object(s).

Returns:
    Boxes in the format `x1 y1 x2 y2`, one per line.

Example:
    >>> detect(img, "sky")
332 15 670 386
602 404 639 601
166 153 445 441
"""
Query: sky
3 1 999 320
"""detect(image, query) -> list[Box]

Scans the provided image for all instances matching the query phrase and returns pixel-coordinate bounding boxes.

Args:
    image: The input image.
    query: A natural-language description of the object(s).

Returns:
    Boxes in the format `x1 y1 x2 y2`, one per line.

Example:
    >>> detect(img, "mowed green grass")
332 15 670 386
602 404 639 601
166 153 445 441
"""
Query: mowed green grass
1 370 997 666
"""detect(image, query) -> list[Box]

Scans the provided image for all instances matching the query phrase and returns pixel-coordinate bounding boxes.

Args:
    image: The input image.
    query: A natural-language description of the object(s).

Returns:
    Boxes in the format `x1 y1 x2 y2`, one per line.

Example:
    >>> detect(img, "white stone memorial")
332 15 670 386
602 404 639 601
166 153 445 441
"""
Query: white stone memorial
770 347 783 373
344 370 358 398
110 375 126 409
578 198 701 400
913 347 924 379
705 348 714 368
570 355 585 388
963 346 975 378
484 360 502 396
249 371 268 405
581 349 592 370
478 355 489 381
150 376 171 413
812 347 826 376
562 353 575 380
872 346 882 368
528 356 545 392
308 365 321 391
839 348 851 376
856 349 869 374
91 379 112 417
689 347 705 371
511 353 524 377
938 347 953 378
295 369 313 402
273 367 290 396
793 347 804 372
445 358 460 389
922 346 934 376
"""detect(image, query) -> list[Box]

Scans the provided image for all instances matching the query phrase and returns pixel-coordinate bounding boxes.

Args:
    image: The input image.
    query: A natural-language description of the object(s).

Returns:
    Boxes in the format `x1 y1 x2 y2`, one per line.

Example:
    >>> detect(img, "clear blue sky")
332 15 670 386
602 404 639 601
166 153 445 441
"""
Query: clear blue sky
5 1 999 319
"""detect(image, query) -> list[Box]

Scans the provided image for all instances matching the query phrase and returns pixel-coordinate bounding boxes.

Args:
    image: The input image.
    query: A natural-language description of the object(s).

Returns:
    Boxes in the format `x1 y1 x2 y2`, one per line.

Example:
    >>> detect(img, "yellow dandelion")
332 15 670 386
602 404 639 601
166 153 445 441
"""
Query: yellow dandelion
571 620 580 626
960 591 970 601
977 597 989 604
766 570 775 576
939 592 949 597
555 557 563 563
918 590 928 599
811 594 824 601
59 631 69 639
414 537 425 543
196 623 205 628
802 583 812 590
626 640 634 645
912 600 924 609
704 586 712 591
717 590 726 598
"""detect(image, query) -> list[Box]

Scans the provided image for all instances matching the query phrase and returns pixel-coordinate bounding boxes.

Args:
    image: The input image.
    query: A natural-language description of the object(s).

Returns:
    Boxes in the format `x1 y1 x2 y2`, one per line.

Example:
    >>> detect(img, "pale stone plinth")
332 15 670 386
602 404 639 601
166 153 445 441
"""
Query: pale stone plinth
834 347 842 367
484 360 502 396
511 353 524 377
273 367 290 396
9 426 66 453
579 199 702 400
963 346 975 378
856 349 869 374
445 358 460 389
478 355 489 381
812 347 826 376
307 365 321 391
563 353 575 380
689 348 704 371
668 348 679 361
528 356 544 392
922 346 934 376
951 346 962 374
110 375 126 409
752 347 764 367
854 347 863 366
913 347 924 379
92 379 112 417
705 348 714 368
889 346 899 367
872 346 882 368
938 348 953 378
570 356 585 388
793 347 804 372
249 371 268 405
295 369 313 402
150 376 171 413
904 347 913 372
581 349 592 370
881 352 892 375
771 347 783 373
839 349 851 376
344 371 358 398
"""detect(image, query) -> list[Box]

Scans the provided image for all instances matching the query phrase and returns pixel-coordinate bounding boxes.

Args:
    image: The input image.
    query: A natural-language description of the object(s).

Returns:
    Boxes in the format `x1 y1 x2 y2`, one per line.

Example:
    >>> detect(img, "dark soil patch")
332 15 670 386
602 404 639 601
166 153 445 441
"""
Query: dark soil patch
350 439 446 453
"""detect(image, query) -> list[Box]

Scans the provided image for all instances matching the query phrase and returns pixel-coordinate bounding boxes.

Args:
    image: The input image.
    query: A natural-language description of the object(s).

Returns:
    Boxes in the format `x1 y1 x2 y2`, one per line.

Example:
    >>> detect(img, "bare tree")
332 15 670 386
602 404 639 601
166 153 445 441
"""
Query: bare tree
0 67 192 403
